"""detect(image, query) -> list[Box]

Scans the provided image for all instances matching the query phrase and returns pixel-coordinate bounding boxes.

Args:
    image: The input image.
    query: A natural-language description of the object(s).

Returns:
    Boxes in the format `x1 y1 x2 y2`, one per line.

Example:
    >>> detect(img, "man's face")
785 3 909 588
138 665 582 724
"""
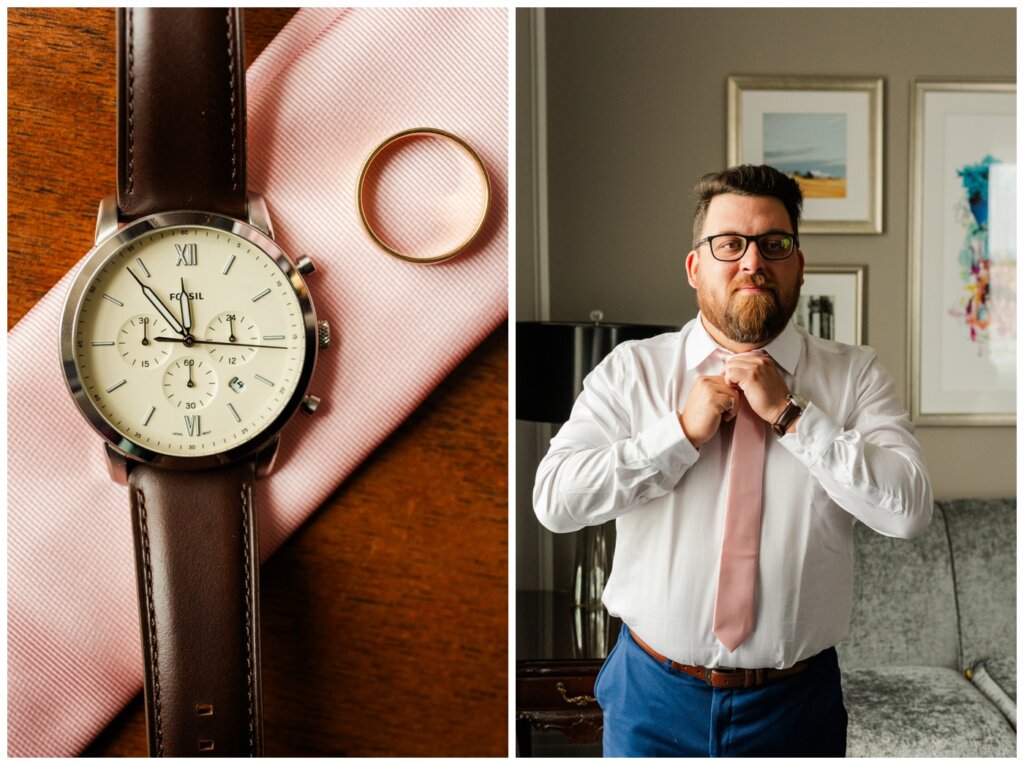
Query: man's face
685 193 804 347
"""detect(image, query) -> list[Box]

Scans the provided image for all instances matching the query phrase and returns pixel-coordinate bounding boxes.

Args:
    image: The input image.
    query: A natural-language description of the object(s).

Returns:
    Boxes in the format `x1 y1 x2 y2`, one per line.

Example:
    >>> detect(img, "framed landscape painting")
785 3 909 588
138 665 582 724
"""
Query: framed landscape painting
909 80 1015 426
728 76 883 234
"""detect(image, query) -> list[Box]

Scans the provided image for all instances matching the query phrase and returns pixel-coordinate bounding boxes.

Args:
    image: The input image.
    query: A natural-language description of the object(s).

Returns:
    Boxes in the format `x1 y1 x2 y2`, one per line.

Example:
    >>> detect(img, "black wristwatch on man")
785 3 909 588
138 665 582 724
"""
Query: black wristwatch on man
772 393 808 437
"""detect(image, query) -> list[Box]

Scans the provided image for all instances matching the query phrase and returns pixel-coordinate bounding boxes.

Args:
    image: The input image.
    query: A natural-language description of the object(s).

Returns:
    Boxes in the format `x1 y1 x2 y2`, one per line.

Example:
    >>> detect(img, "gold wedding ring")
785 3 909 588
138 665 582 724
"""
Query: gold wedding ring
357 127 491 265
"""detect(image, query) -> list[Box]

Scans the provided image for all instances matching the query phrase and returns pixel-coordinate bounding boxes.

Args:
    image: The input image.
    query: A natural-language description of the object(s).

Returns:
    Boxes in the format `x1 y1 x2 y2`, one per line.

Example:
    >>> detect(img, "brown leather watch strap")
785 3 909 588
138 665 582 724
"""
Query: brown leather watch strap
116 8 248 220
128 461 264 757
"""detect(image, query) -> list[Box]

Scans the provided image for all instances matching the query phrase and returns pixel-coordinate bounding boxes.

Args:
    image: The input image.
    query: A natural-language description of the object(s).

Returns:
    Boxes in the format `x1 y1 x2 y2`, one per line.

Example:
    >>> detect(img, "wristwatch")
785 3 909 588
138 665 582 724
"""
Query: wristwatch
772 393 808 437
59 9 328 757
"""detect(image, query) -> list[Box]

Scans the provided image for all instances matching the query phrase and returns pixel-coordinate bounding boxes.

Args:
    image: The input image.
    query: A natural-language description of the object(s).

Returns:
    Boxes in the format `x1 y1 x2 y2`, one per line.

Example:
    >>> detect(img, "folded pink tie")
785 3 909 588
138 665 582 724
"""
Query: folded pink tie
7 8 507 757
711 350 768 653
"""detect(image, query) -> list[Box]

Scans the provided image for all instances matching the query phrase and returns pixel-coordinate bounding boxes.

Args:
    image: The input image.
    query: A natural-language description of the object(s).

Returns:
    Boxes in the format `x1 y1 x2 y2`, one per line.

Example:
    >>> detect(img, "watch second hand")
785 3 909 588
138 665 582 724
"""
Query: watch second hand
155 336 288 350
126 267 186 336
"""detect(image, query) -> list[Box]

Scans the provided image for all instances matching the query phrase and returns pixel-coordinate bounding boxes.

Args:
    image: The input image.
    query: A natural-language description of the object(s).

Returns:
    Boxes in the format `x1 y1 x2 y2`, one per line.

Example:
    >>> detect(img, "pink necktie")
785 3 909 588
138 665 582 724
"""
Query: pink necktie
8 9 506 757
711 352 767 653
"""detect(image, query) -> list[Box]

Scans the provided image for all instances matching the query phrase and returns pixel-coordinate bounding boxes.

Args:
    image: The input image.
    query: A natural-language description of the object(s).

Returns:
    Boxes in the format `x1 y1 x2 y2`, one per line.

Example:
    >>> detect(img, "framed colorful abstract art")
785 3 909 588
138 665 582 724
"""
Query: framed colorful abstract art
727 76 883 234
909 80 1016 425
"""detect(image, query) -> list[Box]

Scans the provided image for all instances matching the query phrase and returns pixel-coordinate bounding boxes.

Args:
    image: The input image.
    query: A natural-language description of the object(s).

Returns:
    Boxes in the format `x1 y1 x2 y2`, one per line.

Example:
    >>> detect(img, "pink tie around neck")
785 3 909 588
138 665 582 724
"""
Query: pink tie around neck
711 350 768 653
7 8 507 757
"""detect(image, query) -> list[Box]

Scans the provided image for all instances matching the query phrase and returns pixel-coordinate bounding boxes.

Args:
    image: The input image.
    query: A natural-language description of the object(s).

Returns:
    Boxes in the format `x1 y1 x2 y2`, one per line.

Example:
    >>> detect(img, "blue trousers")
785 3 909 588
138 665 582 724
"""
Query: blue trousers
595 625 847 757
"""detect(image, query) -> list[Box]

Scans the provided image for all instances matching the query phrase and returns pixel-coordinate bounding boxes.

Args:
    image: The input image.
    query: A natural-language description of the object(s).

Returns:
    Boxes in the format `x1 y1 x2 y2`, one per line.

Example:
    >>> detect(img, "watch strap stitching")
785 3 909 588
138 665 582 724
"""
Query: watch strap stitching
241 481 256 756
136 486 165 756
115 9 248 220
226 9 240 195
125 8 136 200
129 465 263 756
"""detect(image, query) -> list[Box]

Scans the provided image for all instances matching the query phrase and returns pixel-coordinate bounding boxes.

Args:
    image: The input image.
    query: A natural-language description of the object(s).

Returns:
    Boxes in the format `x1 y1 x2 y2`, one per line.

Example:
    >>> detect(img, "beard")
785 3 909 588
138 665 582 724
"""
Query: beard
697 272 800 345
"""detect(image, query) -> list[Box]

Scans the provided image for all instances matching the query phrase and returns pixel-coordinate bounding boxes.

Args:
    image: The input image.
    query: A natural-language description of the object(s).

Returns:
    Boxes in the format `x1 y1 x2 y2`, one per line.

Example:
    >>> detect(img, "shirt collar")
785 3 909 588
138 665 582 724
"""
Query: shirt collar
685 313 801 375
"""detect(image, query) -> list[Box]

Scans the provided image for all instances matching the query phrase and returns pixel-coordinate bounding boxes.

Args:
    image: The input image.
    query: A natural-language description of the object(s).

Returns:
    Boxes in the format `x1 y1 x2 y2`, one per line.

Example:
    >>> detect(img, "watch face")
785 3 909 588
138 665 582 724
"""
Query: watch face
61 212 317 465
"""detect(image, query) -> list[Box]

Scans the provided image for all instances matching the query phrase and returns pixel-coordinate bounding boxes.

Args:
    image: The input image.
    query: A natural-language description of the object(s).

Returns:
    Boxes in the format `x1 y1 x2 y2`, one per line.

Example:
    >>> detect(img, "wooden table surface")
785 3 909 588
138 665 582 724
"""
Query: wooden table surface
8 8 508 757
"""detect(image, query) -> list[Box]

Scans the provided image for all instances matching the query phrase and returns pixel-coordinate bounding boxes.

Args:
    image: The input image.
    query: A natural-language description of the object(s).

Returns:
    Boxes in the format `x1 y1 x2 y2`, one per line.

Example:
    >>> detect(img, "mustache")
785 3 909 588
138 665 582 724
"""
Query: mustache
731 273 779 293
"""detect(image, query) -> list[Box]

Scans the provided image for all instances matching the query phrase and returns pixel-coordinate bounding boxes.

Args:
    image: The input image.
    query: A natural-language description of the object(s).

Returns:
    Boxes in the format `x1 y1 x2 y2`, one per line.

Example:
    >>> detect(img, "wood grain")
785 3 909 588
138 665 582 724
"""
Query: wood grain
8 8 508 757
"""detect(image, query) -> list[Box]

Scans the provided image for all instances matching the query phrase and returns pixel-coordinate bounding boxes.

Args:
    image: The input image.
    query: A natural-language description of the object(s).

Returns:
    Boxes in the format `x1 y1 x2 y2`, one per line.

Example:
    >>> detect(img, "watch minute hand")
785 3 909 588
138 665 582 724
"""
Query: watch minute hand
127 267 185 335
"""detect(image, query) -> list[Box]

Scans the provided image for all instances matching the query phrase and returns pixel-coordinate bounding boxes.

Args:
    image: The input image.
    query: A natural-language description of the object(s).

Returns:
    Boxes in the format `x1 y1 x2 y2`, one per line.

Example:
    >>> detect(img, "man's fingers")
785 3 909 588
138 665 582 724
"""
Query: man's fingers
681 376 746 447
698 377 741 414
724 354 779 383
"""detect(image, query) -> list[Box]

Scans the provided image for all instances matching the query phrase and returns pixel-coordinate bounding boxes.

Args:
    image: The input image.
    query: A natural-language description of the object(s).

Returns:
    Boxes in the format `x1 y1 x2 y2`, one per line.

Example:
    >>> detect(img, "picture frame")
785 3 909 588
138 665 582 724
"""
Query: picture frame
727 76 883 234
908 80 1016 426
797 265 865 346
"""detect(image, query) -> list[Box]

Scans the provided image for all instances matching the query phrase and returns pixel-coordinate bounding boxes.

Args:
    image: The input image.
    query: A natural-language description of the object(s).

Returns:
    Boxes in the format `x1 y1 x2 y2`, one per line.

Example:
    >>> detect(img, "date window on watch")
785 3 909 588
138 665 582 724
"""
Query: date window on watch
228 376 246 394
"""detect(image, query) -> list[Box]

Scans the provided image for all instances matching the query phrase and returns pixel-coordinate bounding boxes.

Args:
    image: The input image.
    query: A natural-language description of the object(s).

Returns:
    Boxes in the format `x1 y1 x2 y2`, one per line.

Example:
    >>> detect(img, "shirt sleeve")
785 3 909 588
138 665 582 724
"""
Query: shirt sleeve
779 351 933 538
532 347 699 533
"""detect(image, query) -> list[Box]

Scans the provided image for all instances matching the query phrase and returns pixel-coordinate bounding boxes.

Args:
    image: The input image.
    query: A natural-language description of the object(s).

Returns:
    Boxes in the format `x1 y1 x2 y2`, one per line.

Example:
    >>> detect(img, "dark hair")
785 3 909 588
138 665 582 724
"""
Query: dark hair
692 165 803 246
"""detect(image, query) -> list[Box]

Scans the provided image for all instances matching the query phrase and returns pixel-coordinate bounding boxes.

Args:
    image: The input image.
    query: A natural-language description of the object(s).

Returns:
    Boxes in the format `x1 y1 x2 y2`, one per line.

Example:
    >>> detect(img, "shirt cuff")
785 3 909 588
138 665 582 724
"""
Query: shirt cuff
777 402 841 468
642 410 699 478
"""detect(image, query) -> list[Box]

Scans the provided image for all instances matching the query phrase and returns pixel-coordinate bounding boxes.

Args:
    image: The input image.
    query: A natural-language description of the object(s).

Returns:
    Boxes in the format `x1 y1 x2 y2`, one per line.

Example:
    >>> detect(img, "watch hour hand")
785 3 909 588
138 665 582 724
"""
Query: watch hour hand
180 277 192 333
127 267 185 336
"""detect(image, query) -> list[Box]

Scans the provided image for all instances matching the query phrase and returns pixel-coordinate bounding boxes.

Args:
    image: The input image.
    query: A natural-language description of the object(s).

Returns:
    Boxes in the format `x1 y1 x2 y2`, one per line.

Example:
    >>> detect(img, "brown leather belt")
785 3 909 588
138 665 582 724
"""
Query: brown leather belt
630 629 813 689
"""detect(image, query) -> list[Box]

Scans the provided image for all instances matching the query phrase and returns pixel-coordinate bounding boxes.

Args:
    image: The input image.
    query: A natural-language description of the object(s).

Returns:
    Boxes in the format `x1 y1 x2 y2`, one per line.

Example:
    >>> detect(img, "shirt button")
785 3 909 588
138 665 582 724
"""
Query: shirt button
795 447 805 455
806 434 815 444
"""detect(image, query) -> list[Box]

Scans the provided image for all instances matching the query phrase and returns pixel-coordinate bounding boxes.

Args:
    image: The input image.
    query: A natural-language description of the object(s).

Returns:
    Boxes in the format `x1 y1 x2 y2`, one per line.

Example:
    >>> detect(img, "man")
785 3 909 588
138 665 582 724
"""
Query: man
533 165 933 757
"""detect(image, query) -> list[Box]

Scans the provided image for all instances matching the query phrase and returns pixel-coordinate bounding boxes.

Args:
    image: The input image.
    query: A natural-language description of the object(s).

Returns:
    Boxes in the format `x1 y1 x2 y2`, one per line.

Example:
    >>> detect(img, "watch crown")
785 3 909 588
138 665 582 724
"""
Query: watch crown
318 320 331 349
296 255 316 275
301 394 321 415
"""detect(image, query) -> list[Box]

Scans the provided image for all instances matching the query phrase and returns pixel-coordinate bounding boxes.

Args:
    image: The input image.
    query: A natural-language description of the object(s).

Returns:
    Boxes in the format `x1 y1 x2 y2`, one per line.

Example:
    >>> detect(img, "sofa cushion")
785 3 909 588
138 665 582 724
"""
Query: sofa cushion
839 505 959 670
940 498 1016 671
842 666 1015 757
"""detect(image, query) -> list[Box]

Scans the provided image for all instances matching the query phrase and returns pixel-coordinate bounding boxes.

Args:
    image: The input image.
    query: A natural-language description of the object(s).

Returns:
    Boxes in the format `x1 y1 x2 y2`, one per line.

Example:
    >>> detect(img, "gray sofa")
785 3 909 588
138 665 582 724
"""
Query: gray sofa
839 498 1016 757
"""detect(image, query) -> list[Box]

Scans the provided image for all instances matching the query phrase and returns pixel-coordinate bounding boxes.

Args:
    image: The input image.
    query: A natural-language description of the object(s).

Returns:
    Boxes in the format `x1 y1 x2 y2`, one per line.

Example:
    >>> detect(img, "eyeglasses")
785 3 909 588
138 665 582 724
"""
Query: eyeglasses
696 232 798 262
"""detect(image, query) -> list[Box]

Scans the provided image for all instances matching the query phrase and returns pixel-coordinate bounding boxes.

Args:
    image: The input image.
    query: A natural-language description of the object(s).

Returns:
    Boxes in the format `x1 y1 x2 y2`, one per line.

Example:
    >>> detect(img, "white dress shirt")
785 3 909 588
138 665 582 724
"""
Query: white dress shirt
533 316 933 670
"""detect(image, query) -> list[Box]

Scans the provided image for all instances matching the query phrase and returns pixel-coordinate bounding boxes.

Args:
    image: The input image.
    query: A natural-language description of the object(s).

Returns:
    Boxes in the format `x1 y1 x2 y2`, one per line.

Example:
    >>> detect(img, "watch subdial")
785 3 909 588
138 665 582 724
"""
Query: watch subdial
161 357 219 410
117 314 173 369
205 311 260 366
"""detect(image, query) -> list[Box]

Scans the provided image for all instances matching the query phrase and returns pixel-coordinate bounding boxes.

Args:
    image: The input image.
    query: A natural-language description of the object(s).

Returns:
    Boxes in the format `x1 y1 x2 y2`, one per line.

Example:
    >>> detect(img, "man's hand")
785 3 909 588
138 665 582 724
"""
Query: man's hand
678 375 739 448
723 353 789 424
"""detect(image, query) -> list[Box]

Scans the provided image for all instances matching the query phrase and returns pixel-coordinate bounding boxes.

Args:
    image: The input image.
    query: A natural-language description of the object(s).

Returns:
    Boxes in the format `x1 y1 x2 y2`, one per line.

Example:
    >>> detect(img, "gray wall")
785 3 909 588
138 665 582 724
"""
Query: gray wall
517 7 1015 591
